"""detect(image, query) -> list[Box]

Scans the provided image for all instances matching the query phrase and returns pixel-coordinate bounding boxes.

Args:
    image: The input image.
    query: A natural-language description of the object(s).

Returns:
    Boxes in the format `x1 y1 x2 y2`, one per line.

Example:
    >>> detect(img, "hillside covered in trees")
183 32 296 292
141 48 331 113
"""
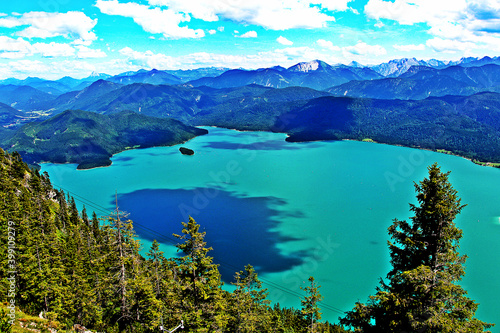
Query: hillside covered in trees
3 110 208 169
3 84 500 168
0 149 346 332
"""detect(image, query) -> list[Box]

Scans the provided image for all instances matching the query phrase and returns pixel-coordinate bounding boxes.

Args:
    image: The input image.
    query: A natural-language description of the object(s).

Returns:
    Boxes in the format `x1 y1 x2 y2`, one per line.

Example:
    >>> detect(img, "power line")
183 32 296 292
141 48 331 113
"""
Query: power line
51 182 347 316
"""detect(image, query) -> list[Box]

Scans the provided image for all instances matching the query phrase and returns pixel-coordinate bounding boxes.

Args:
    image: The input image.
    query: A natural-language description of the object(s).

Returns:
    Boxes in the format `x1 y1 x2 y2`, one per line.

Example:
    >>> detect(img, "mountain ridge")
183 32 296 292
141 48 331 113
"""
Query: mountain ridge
328 63 500 100
1 56 499 103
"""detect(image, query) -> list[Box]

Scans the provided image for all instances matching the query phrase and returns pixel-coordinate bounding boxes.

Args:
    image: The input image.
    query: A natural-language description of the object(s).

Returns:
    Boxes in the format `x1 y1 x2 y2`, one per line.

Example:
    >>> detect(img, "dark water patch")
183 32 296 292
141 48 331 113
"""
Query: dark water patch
202 139 322 151
113 156 134 162
202 128 267 138
114 188 307 281
144 150 177 157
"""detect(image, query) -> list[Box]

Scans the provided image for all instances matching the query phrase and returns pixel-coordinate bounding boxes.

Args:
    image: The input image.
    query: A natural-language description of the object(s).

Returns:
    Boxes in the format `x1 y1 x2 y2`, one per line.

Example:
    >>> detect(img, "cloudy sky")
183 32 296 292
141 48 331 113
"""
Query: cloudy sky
0 0 499 79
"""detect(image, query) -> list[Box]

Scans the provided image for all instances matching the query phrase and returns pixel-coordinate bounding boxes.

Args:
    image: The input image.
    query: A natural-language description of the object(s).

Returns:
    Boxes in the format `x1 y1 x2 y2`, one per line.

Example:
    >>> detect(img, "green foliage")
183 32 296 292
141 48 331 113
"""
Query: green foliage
229 264 271 332
173 217 228 332
0 307 12 333
301 277 323 333
0 149 353 332
341 163 493 332
2 109 208 169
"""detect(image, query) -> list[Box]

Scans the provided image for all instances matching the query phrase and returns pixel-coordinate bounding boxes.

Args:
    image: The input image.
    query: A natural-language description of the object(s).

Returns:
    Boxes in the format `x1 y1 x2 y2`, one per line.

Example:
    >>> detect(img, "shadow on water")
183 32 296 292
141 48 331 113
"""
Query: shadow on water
202 139 323 151
114 188 307 281
113 156 134 162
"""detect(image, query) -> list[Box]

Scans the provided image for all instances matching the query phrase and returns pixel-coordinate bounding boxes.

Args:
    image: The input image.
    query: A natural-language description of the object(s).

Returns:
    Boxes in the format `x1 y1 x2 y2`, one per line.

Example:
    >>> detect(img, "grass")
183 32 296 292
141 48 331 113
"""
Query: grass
473 160 500 168
1 303 66 333
437 149 453 154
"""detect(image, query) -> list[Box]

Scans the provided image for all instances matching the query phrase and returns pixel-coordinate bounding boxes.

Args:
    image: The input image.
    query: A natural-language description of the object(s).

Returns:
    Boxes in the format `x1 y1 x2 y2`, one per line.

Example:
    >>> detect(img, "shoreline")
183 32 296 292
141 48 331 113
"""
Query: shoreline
339 138 500 169
38 126 500 170
38 134 207 170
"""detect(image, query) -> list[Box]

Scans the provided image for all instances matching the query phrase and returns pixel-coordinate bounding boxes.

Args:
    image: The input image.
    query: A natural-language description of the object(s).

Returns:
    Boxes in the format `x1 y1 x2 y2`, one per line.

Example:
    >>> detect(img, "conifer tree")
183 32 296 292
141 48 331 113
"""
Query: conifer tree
102 201 139 332
301 276 323 333
147 240 168 327
341 163 493 332
91 211 101 242
173 217 227 332
230 264 271 332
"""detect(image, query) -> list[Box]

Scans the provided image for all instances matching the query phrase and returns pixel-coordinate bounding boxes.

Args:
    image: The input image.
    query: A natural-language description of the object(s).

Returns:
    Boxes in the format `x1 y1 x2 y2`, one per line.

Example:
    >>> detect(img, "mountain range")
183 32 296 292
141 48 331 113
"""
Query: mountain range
328 64 500 100
1 56 499 115
1 55 500 168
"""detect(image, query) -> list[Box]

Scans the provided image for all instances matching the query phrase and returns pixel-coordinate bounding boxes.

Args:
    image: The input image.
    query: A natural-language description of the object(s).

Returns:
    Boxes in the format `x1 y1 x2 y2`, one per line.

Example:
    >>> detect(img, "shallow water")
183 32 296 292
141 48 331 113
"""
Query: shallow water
42 127 500 327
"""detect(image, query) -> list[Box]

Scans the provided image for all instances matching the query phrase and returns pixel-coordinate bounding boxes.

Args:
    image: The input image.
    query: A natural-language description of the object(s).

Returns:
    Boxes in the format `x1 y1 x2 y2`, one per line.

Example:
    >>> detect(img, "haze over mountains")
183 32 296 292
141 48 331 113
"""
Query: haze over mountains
1 55 500 168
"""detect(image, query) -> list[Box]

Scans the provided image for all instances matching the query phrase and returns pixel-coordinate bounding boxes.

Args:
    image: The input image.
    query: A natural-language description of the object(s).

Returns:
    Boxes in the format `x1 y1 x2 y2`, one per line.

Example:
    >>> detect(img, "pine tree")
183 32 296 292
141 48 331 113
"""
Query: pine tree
173 217 228 332
230 264 271 332
101 200 139 332
301 276 323 333
341 163 493 332
146 240 167 326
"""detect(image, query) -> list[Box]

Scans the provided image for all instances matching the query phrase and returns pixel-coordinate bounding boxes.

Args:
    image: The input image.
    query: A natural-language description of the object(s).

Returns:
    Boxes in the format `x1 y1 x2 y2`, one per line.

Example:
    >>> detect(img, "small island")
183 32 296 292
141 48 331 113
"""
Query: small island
2 109 208 169
179 147 195 155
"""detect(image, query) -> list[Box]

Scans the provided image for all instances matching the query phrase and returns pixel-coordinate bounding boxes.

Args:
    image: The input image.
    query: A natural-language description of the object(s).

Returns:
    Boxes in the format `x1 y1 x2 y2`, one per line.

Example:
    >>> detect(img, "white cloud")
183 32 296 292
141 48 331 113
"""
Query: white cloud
5 60 49 77
317 39 341 51
393 43 426 52
364 0 440 25
76 46 107 58
239 31 258 38
343 42 386 56
118 46 335 71
95 0 205 39
145 0 349 30
119 47 178 69
208 29 217 35
217 26 224 32
0 59 105 80
0 12 97 43
0 36 32 59
0 16 23 28
277 36 293 45
0 44 350 80
32 42 75 57
364 0 500 55
425 38 476 53
0 37 78 58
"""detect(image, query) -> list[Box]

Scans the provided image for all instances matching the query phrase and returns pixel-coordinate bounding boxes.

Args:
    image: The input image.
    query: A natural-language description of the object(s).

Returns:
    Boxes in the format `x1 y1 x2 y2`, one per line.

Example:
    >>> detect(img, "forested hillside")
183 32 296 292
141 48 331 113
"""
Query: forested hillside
4 110 209 169
4 84 500 168
0 149 348 332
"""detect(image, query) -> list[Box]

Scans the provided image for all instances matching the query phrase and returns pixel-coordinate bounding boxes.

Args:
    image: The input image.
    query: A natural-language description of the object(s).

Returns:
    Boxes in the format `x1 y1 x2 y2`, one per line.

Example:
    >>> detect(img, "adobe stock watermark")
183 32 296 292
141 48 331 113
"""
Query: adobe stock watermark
268 234 339 303
384 149 433 192
177 127 295 220
6 220 17 326
178 158 243 220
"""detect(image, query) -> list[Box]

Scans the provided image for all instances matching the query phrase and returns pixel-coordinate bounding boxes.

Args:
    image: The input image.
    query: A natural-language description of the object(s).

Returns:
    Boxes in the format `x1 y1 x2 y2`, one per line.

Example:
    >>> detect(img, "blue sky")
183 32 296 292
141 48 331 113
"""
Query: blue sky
0 0 499 79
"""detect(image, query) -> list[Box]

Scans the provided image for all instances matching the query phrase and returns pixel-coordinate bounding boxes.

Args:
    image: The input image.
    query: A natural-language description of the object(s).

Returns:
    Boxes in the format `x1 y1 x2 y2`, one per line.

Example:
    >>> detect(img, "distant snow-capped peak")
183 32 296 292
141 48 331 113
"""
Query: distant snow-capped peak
288 60 329 72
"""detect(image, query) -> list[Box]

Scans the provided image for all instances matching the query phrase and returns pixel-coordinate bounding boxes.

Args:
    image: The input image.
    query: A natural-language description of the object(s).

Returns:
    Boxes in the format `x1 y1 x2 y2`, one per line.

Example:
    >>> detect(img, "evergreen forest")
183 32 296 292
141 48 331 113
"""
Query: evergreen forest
0 149 347 333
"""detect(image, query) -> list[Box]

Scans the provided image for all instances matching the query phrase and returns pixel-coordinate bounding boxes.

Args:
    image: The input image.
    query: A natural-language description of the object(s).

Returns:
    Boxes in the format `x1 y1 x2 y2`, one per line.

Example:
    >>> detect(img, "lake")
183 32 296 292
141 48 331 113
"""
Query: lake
41 127 500 327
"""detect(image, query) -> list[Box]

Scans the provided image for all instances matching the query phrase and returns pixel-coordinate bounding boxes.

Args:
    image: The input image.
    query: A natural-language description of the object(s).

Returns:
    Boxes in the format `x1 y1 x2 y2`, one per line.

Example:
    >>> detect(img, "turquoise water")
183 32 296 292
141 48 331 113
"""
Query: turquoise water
42 127 500 327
